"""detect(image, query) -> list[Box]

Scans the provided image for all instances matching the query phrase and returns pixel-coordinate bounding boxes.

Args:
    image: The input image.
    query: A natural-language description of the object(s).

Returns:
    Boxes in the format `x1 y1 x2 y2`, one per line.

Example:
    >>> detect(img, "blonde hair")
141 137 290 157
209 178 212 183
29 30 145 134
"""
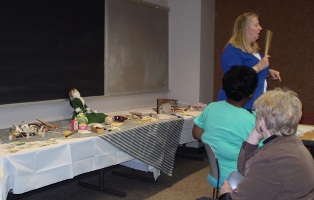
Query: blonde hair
227 12 260 53
253 88 302 136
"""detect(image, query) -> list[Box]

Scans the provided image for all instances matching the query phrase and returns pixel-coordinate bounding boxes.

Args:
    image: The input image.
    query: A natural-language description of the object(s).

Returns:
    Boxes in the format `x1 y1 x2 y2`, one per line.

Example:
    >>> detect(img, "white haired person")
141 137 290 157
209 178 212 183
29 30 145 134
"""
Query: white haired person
218 88 314 199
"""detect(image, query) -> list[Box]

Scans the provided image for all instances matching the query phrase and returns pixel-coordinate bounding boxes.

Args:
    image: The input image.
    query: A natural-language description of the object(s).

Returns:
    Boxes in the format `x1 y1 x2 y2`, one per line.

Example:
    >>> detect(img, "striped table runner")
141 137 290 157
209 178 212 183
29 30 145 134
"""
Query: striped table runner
100 118 184 176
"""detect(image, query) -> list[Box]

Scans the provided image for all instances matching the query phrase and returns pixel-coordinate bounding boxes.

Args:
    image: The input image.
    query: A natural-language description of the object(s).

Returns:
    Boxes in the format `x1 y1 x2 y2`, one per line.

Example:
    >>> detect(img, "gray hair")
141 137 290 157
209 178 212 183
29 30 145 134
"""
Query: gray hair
253 88 302 136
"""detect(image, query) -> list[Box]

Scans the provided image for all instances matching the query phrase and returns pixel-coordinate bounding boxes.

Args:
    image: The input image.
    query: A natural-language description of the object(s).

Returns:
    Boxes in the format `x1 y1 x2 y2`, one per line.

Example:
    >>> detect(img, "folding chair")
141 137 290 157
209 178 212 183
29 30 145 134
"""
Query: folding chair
204 143 220 198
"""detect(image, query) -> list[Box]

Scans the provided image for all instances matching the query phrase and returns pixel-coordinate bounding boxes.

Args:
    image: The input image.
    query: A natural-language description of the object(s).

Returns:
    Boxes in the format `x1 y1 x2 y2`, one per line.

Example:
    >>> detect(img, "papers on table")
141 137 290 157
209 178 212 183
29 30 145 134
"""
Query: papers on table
156 114 171 120
296 124 314 137
182 111 202 117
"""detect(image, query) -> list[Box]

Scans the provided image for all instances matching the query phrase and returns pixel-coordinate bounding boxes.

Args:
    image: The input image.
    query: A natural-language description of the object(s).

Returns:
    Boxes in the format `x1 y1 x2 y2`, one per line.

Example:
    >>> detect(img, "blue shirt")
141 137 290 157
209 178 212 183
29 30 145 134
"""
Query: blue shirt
194 101 256 188
218 44 269 109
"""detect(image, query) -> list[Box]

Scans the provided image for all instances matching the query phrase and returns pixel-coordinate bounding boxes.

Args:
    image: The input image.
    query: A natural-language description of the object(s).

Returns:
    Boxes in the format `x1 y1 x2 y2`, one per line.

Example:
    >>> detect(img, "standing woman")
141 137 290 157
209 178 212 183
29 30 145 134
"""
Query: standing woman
218 12 281 110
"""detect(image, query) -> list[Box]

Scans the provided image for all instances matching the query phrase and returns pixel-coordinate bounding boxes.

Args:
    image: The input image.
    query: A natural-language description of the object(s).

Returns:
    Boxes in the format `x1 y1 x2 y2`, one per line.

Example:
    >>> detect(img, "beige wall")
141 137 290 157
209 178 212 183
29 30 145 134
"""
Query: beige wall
168 0 214 104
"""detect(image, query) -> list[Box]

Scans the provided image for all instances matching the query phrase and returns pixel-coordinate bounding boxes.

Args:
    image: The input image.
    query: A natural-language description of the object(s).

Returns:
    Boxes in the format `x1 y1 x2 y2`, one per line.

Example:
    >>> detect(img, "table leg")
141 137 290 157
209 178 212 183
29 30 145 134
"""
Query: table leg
176 144 204 161
78 168 127 197
111 168 157 183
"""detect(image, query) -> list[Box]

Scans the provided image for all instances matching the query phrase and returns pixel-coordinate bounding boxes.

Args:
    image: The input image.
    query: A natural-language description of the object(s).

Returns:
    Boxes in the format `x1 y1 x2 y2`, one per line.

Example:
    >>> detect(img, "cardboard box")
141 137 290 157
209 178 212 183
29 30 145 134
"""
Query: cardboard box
78 124 88 130
91 126 105 134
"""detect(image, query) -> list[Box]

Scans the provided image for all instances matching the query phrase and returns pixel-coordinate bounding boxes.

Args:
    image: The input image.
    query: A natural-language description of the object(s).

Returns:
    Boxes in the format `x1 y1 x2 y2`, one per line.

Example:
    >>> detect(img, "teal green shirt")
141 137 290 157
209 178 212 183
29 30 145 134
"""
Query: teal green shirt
194 101 256 188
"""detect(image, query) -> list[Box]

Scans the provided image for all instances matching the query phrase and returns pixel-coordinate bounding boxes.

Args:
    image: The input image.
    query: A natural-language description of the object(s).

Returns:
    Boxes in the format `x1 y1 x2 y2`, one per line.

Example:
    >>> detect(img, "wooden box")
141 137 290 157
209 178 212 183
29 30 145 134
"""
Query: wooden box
157 99 177 114
91 126 105 134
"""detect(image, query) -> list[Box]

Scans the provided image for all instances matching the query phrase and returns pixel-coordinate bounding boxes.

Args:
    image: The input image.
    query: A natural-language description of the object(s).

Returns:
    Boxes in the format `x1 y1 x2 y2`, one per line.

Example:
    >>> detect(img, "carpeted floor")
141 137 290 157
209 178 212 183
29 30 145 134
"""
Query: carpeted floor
7 152 214 200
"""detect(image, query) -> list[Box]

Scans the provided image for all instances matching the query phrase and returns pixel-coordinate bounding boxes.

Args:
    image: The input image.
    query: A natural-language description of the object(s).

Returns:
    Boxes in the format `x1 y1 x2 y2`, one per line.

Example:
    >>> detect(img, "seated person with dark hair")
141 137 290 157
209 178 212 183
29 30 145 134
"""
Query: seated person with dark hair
218 88 314 200
193 66 259 189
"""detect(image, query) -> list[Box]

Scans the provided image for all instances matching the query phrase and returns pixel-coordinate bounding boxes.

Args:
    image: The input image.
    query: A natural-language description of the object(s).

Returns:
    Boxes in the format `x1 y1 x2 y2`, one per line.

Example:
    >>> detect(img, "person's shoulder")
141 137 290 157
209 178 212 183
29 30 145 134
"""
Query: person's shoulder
236 109 255 122
202 101 216 110
202 101 225 112
210 100 227 107
222 44 244 57
224 44 241 51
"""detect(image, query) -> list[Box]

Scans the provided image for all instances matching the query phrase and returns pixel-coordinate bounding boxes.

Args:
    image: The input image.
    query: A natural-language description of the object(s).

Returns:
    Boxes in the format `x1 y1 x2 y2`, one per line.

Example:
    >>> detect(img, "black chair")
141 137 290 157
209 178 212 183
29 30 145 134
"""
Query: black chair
204 143 220 198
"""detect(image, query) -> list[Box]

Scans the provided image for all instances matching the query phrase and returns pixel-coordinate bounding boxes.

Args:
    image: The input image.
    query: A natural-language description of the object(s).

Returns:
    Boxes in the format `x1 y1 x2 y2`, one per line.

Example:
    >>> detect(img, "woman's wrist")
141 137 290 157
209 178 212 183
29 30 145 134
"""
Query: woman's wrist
253 64 261 73
256 64 261 72
246 127 262 145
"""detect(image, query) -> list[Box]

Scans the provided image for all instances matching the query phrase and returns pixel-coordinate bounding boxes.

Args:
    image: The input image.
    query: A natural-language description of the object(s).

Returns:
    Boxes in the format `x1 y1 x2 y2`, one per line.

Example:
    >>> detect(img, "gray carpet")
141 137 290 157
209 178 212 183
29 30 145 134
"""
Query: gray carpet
7 152 213 200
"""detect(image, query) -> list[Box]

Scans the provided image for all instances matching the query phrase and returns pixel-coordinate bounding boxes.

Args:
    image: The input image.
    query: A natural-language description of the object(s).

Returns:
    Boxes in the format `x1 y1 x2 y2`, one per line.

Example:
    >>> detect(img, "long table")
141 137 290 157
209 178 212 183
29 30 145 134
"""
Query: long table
298 124 314 157
0 113 185 200
0 137 134 199
298 124 314 146
299 126 314 146
1 110 313 199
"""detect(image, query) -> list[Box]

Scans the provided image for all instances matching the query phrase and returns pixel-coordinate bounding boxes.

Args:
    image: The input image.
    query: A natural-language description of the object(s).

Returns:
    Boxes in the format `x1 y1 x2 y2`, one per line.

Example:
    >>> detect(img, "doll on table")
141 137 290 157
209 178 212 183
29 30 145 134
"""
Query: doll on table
69 88 108 124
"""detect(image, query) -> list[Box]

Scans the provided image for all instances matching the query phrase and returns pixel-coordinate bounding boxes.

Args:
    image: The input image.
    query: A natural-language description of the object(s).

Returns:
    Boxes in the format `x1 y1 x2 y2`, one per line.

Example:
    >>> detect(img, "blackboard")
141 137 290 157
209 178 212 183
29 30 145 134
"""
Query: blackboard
0 0 104 105
105 0 169 95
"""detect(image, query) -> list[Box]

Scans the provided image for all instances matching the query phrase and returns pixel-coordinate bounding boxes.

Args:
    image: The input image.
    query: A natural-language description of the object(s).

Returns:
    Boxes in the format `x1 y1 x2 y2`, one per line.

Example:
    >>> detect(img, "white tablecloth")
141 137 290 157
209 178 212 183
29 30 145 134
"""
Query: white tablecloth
0 109 201 200
179 115 198 144
0 137 134 199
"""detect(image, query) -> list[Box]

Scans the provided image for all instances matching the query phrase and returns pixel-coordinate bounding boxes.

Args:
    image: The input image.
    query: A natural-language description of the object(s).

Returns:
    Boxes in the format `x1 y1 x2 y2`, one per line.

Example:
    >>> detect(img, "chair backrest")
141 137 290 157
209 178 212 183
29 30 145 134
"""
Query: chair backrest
204 143 219 180
204 143 220 198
